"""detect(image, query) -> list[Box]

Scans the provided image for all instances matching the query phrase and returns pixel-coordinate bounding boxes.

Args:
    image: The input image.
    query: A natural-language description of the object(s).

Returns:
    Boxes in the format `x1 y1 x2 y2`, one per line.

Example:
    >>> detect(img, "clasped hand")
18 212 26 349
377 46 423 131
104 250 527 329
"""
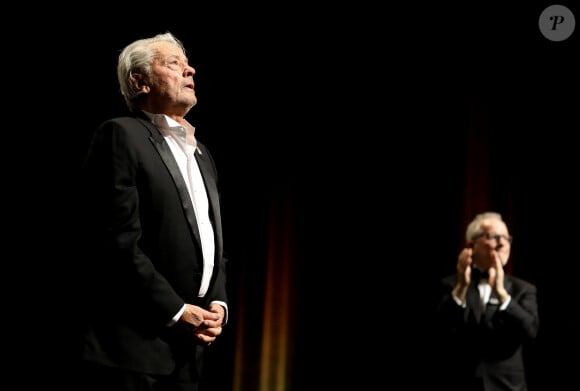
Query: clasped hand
181 303 224 345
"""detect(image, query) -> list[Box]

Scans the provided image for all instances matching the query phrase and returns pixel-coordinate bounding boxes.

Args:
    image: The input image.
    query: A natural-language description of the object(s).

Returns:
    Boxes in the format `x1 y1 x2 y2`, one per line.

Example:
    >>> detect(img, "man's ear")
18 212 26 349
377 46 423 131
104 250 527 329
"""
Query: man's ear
466 240 474 249
131 73 149 92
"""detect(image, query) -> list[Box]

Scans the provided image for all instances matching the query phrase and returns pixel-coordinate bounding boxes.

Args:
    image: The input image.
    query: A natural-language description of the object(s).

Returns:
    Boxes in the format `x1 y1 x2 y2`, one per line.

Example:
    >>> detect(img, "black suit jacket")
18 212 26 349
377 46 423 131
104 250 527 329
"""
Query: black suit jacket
76 112 228 376
433 274 539 391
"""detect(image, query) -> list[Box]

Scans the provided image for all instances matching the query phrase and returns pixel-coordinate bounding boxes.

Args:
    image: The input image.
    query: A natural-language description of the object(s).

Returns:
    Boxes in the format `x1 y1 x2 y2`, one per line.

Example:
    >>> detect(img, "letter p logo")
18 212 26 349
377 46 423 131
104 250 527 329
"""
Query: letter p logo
539 5 576 41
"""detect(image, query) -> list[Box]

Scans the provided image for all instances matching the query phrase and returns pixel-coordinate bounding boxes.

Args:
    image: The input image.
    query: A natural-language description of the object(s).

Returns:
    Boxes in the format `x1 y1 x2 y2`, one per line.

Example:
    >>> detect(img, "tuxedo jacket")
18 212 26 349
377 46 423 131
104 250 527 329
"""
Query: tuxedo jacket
433 273 539 391
76 112 228 376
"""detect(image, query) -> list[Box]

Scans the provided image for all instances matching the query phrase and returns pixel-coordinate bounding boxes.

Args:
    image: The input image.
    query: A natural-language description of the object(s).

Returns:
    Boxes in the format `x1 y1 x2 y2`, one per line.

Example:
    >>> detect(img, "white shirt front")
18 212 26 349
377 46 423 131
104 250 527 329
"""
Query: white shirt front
147 112 215 298
478 280 492 309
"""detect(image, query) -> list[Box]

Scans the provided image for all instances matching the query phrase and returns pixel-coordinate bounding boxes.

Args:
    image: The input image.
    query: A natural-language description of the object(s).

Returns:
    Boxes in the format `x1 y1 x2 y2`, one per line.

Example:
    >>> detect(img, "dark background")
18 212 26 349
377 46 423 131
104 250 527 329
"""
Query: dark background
8 2 578 390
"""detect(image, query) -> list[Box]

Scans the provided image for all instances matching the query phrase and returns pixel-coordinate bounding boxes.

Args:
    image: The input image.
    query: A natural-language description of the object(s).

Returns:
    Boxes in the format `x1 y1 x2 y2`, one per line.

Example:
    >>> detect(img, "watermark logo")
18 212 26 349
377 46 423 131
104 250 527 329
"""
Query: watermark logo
539 4 575 41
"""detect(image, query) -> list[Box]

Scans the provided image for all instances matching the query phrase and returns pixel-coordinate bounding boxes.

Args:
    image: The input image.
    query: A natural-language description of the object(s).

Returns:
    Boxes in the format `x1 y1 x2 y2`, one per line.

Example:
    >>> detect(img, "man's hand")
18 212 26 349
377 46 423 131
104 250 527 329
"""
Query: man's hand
453 247 473 303
489 251 510 303
180 303 223 345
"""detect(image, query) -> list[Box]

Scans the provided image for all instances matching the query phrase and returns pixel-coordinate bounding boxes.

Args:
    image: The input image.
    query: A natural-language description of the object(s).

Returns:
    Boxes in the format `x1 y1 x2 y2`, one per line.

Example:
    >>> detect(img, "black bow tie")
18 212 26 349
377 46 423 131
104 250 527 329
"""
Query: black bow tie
472 268 489 281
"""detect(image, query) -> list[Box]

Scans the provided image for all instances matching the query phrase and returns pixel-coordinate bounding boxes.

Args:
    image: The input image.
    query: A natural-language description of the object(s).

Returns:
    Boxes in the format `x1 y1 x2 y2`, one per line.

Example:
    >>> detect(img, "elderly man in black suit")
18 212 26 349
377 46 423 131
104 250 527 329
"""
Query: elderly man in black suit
74 32 228 391
434 211 539 391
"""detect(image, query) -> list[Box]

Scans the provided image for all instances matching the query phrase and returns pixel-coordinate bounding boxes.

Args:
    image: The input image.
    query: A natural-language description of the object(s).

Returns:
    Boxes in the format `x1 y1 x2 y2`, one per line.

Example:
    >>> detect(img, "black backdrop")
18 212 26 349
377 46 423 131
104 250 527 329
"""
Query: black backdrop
10 2 578 390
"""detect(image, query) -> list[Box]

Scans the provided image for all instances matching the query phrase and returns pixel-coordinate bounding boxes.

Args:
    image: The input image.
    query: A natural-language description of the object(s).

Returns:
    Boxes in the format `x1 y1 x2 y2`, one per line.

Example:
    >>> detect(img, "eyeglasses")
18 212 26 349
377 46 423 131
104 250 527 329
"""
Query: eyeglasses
473 232 513 244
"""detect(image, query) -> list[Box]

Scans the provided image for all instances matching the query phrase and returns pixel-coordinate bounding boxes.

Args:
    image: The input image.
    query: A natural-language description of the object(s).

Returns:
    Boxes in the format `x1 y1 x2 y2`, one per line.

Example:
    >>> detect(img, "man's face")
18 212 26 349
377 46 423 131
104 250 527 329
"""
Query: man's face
147 41 197 116
471 219 511 269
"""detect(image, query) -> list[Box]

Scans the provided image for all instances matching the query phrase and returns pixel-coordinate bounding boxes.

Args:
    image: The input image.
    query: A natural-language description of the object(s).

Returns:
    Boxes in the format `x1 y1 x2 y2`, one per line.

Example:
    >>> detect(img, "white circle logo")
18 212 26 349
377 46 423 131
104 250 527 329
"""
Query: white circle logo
539 4 576 41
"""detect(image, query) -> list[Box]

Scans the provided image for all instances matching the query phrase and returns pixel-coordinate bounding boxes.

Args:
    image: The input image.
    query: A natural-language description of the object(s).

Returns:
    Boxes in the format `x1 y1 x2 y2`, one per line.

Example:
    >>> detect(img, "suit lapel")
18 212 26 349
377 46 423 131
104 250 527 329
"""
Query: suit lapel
484 276 512 320
194 149 222 254
467 283 483 323
142 118 202 246
135 116 223 259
